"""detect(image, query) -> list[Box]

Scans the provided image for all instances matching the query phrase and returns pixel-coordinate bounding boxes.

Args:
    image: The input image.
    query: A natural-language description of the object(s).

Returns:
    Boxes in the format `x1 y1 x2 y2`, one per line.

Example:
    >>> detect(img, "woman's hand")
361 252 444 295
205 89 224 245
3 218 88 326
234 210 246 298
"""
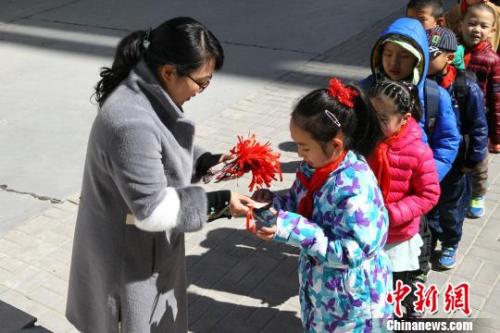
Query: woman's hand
219 153 236 164
256 225 277 241
229 192 255 217
251 189 274 203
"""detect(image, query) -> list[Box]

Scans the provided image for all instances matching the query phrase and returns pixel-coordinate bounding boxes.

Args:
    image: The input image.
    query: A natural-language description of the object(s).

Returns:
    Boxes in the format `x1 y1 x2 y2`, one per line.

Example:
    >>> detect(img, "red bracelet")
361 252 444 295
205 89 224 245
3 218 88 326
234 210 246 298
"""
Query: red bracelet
246 207 257 234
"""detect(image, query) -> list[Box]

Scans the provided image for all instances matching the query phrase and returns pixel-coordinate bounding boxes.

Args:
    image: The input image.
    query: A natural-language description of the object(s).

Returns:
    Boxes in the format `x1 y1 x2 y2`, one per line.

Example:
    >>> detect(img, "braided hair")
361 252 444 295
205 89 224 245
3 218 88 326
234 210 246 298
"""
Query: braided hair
368 79 422 121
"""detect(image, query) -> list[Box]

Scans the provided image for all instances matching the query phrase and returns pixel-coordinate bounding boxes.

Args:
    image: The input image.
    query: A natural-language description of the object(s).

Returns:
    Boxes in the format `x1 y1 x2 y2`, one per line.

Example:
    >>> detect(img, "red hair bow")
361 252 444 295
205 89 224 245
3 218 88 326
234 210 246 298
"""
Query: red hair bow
327 78 358 108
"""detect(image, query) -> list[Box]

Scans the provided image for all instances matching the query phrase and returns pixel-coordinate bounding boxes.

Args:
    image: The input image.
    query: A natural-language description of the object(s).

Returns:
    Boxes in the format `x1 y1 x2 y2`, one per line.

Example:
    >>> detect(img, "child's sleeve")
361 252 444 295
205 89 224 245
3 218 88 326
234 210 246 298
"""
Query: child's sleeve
272 179 300 212
273 177 387 269
465 82 488 163
386 147 440 227
487 57 500 145
431 87 461 181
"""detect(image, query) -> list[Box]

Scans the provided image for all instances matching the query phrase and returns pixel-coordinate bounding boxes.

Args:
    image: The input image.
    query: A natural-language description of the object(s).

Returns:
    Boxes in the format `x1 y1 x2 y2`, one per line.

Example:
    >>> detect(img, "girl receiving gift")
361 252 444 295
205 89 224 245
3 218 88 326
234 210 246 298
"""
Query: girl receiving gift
250 78 393 332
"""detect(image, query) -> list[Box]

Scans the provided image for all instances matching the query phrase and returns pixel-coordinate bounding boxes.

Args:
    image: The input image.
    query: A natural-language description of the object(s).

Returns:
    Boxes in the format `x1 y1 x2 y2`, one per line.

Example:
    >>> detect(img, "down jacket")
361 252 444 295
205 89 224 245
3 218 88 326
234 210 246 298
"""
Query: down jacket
370 117 440 244
442 74 488 164
272 150 393 332
364 17 460 181
465 42 500 144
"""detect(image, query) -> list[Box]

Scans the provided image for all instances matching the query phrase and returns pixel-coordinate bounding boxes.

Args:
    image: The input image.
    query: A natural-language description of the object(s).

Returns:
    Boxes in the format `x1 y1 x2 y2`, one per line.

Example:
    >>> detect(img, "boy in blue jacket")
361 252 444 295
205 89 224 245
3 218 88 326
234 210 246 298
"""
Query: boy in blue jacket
426 26 488 269
362 17 460 287
364 17 460 182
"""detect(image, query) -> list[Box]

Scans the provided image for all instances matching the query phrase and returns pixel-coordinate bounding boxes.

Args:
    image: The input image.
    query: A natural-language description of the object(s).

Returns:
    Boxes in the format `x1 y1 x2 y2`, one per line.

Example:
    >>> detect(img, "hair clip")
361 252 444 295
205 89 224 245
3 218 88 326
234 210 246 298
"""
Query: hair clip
327 78 358 108
142 28 152 49
324 110 341 128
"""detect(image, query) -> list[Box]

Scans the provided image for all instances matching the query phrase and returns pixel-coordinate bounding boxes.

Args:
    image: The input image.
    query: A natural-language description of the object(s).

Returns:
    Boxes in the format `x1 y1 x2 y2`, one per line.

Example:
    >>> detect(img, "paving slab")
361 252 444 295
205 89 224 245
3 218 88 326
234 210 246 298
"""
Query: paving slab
1 1 408 231
1 0 498 332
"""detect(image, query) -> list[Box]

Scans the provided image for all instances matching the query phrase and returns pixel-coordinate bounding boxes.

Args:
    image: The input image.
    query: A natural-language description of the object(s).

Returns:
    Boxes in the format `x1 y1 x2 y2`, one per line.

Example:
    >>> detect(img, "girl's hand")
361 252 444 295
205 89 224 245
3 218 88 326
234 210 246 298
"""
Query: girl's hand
251 189 274 203
229 192 255 217
256 225 277 241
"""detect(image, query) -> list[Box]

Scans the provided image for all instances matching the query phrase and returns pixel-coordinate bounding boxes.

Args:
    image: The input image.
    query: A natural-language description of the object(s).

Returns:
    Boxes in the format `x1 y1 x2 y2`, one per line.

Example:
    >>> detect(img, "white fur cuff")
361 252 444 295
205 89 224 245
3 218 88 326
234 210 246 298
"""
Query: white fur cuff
134 188 180 232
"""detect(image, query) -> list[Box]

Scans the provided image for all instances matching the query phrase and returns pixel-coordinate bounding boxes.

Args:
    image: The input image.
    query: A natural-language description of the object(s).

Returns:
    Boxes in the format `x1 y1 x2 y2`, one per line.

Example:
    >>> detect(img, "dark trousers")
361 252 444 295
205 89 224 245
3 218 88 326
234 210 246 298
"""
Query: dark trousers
393 271 419 316
417 216 432 275
469 153 488 197
427 165 471 247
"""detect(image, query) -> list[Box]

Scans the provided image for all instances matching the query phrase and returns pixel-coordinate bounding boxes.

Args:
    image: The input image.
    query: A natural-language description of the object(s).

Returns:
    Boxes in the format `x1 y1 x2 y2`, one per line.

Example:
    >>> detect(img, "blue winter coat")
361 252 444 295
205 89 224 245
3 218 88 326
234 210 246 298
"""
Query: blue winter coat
362 17 460 181
272 151 393 332
446 75 488 164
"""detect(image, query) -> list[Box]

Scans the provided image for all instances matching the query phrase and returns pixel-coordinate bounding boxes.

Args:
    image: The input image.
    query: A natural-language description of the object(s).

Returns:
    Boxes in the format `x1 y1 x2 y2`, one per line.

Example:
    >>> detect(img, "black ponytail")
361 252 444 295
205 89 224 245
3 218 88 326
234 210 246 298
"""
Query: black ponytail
94 30 148 107
350 87 384 157
291 84 383 158
94 17 224 107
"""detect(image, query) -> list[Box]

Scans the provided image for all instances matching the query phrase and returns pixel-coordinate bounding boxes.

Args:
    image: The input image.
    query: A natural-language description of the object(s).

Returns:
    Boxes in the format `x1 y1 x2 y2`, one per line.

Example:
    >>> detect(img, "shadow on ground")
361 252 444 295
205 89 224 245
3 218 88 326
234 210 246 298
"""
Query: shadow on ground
186 227 302 332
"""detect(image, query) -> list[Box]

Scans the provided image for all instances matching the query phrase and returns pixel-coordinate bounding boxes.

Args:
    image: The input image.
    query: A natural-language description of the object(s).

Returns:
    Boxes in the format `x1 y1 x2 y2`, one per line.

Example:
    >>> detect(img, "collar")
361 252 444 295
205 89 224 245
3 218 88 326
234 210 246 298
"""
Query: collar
299 150 356 179
131 60 185 122
436 65 457 89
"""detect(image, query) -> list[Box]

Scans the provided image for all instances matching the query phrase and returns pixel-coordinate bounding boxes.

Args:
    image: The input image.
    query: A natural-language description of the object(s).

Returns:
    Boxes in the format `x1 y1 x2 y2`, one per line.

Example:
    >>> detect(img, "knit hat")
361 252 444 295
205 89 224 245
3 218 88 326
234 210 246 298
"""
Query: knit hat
426 26 458 57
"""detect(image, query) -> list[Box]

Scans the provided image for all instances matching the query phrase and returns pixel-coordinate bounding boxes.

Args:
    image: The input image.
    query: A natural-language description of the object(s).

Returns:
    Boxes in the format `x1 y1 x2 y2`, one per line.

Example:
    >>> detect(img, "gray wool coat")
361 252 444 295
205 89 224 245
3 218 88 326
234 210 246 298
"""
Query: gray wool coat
66 60 210 333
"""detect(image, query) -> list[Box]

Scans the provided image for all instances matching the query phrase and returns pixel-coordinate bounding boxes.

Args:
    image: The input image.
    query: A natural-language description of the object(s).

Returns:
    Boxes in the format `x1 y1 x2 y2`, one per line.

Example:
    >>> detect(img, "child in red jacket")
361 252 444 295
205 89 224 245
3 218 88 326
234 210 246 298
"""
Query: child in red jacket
368 79 441 318
462 4 500 218
445 0 500 53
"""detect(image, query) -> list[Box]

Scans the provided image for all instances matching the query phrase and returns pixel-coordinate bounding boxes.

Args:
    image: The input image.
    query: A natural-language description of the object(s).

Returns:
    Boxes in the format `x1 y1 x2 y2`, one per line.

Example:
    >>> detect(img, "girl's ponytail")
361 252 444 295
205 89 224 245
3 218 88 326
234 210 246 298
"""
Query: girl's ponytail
350 86 384 157
94 30 149 107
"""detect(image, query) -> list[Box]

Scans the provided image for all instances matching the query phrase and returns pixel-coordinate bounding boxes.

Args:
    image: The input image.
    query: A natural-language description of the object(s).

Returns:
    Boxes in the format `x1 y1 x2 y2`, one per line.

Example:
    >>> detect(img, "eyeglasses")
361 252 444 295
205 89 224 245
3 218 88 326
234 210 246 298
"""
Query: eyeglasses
186 74 211 92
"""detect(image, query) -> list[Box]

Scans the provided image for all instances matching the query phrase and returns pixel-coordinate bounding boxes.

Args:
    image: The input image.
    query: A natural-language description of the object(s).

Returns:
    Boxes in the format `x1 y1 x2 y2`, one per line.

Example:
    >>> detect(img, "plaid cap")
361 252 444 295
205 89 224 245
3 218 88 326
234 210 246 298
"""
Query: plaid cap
426 26 457 56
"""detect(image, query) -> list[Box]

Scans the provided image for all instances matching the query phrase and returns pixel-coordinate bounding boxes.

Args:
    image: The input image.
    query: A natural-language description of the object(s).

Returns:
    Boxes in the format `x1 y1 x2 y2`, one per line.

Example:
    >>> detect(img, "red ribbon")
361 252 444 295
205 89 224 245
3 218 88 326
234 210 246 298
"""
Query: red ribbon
327 78 359 108
297 151 348 219
246 207 257 234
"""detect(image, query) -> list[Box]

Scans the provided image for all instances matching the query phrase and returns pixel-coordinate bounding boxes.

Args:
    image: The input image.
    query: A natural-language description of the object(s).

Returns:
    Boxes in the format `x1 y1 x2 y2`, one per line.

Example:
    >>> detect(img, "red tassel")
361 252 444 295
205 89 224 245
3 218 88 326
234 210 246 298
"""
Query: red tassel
203 134 283 191
226 134 283 191
230 134 283 191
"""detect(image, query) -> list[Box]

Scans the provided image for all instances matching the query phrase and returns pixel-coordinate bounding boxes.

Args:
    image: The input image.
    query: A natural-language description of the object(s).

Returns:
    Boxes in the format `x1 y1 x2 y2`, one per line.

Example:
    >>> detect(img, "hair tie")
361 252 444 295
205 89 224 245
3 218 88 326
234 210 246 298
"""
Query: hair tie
327 78 358 108
142 28 152 50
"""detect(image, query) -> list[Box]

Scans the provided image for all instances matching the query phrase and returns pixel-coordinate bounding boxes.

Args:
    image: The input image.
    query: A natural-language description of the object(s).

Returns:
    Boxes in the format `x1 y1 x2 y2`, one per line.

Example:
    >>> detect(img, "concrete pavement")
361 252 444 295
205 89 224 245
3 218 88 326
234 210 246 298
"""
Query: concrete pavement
1 0 499 332
0 0 406 233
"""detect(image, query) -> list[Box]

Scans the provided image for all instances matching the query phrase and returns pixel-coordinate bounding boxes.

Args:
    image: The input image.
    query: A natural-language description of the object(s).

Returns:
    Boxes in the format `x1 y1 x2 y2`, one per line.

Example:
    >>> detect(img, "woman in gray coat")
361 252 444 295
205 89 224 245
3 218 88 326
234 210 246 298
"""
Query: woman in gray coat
66 17 253 333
